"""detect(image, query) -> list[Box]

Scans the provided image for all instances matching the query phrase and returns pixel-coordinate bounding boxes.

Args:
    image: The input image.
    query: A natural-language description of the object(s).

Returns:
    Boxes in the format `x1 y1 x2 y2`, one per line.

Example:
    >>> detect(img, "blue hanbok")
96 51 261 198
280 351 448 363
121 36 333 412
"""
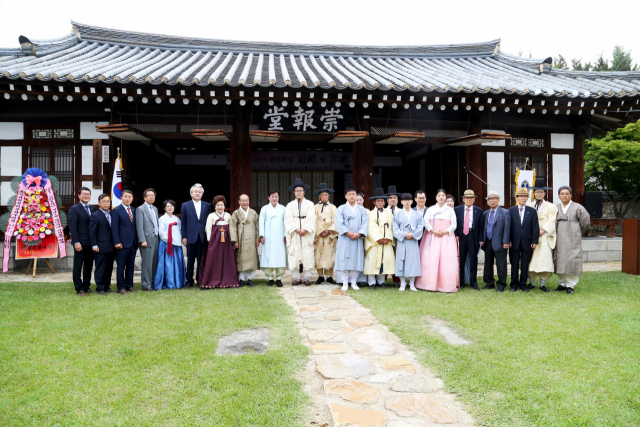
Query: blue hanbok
334 203 368 271
393 208 424 277
153 213 186 289
259 203 288 268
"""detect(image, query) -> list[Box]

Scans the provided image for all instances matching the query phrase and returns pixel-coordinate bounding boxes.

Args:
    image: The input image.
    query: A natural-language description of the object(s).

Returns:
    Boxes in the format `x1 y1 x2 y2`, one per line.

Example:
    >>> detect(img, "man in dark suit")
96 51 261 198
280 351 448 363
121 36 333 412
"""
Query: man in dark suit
508 187 540 292
481 190 511 291
454 190 484 290
111 189 138 294
90 194 115 295
181 183 212 288
68 186 95 296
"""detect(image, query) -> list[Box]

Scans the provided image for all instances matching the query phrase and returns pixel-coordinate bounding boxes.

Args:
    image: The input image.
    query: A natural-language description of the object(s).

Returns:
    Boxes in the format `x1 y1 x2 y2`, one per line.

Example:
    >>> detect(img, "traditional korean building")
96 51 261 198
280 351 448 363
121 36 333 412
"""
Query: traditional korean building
1 21 639 213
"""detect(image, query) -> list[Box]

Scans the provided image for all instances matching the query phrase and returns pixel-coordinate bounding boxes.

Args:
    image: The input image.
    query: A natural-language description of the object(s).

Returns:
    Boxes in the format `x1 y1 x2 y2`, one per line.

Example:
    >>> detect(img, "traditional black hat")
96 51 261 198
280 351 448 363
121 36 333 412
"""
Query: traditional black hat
530 177 552 191
287 178 310 192
313 183 335 195
385 185 401 197
368 188 388 200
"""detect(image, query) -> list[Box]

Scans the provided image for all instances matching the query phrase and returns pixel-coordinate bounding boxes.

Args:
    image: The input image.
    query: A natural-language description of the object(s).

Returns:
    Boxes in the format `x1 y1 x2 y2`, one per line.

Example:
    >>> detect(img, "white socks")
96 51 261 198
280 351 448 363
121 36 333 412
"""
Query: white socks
342 282 360 291
399 277 417 292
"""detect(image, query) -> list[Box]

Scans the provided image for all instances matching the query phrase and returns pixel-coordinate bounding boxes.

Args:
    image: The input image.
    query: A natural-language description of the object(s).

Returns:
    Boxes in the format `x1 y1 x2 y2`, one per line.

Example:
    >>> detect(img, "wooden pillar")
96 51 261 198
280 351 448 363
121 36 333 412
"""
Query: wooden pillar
352 120 374 209
465 121 485 207
230 108 252 211
572 130 585 205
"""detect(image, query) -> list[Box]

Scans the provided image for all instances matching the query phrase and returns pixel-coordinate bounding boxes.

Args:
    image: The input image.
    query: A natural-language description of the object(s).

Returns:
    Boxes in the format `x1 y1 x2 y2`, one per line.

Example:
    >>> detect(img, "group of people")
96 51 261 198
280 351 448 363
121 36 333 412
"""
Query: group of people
67 176 589 296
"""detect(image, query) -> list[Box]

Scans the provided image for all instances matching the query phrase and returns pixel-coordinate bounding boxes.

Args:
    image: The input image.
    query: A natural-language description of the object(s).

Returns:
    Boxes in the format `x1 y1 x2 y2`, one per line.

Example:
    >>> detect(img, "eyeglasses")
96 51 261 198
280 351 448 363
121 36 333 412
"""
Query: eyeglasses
295 190 304 193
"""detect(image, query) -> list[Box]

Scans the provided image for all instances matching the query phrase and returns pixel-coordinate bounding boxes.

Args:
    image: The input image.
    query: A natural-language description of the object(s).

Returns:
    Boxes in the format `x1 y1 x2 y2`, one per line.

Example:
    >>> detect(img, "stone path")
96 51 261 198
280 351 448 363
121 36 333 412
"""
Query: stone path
279 283 476 427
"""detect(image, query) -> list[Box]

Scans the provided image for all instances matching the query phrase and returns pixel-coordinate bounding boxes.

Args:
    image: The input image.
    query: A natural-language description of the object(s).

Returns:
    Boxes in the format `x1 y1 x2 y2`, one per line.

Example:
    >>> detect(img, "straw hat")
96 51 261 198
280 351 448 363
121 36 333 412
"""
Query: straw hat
486 190 501 199
462 189 477 198
515 187 530 197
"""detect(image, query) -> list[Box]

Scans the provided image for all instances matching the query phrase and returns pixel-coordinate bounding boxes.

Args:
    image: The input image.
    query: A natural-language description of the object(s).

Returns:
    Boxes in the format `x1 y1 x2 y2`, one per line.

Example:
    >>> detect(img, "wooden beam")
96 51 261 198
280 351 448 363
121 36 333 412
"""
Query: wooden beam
92 139 102 189
192 129 232 142
230 110 252 211
445 132 511 146
352 122 374 209
372 131 425 145
329 131 369 143
95 124 151 141
572 131 585 205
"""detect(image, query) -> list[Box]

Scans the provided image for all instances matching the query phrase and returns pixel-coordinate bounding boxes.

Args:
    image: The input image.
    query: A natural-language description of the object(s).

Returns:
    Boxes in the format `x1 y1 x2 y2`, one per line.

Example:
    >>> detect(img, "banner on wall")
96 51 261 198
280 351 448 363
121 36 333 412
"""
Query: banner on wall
515 168 536 201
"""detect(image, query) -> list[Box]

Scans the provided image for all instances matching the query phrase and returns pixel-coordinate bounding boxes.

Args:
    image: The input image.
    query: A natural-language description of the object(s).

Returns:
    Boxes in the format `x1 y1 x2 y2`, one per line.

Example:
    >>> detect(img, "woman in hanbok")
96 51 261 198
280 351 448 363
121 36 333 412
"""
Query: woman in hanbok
153 200 186 290
199 195 239 289
393 193 424 291
415 189 459 292
446 194 470 286
259 190 288 287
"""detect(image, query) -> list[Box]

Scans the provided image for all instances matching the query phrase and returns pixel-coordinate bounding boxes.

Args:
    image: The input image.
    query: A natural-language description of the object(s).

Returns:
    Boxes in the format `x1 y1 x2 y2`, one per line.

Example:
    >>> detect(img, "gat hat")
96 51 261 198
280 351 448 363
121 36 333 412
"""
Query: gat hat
288 178 310 193
515 187 530 197
385 185 401 197
530 177 552 191
486 190 501 199
462 189 477 198
368 188 388 200
313 183 335 195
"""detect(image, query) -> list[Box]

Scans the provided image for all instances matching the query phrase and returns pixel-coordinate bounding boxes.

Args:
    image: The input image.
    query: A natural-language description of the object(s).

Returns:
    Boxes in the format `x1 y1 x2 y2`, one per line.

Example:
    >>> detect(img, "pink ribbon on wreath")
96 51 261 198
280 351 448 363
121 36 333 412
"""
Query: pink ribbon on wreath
25 175 42 187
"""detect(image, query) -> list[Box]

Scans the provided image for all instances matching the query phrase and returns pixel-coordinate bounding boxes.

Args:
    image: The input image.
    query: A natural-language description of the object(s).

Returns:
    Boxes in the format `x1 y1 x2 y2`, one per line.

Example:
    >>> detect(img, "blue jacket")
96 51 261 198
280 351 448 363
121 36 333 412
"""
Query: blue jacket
481 207 511 252
111 204 137 249
89 210 114 253
180 200 212 244
508 205 540 251
68 202 95 246
453 204 484 250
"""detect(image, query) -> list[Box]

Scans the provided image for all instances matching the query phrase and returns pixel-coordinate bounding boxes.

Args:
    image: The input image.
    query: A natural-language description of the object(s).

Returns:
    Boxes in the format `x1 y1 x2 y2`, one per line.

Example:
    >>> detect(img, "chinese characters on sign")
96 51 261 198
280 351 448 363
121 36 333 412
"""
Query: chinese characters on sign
16 234 59 259
260 103 346 133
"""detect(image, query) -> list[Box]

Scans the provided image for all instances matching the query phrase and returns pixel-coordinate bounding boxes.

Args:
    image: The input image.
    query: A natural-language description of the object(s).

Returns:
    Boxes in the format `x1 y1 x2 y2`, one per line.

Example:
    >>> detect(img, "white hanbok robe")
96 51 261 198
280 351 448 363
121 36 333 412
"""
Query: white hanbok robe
393 208 424 277
364 208 396 275
526 200 557 276
335 203 368 271
259 203 287 269
284 198 316 270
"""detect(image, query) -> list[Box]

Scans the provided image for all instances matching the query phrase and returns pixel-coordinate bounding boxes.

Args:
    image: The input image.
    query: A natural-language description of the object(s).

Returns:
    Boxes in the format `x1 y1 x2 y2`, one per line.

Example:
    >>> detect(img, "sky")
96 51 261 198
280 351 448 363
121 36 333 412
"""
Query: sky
0 0 638 67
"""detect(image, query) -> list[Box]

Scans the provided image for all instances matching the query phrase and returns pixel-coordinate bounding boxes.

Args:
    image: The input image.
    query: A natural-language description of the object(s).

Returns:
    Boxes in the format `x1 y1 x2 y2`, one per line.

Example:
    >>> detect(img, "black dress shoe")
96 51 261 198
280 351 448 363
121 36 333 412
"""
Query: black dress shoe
276 280 283 288
85 289 95 294
327 277 336 284
247 280 255 287
496 286 505 292
471 285 480 291
567 287 574 294
304 280 311 286
184 283 193 289
99 291 107 295
527 284 534 290
519 286 530 292
555 285 567 291
482 284 495 290
267 280 274 286
239 280 245 287
540 285 550 293
357 282 368 287
292 280 302 286
77 291 88 296
117 289 127 294
369 285 376 291
105 288 113 293
126 288 137 293
315 276 324 284
510 286 518 292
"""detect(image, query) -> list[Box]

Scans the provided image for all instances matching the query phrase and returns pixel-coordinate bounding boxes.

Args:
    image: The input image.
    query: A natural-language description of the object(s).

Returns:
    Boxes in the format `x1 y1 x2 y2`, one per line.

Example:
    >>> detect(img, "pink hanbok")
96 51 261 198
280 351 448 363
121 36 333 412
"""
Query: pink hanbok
415 204 459 292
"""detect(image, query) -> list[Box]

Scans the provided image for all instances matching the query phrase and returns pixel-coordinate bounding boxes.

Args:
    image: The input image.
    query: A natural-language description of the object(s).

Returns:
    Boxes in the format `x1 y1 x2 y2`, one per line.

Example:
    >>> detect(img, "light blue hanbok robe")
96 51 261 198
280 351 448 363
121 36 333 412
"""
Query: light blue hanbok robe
393 208 424 277
334 203 368 271
259 203 287 268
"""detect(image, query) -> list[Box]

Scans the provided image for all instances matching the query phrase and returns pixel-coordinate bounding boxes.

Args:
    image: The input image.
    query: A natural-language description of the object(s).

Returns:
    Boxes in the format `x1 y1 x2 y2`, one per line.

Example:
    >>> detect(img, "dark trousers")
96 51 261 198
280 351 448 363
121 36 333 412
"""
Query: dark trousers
186 238 205 285
483 239 508 290
509 243 533 289
459 233 479 287
94 249 115 292
72 246 94 292
115 245 137 290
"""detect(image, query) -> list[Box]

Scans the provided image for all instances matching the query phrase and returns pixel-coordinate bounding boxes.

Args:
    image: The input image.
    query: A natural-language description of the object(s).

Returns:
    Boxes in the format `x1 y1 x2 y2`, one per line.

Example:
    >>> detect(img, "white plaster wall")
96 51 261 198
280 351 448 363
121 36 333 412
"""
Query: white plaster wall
81 146 93 175
0 122 24 140
486 151 505 206
80 122 109 140
552 154 571 191
551 133 574 149
1 182 13 205
1 147 23 176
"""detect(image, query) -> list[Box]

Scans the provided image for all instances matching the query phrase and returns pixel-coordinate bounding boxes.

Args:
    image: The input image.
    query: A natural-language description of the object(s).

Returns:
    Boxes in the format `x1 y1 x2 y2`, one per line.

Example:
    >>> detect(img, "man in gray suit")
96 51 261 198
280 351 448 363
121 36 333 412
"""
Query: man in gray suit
137 188 159 291
481 190 511 292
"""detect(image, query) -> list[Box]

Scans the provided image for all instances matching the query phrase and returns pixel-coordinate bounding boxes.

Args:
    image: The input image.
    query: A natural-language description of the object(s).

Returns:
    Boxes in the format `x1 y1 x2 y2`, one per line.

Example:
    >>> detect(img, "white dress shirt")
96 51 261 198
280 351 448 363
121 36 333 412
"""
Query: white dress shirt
518 204 526 224
193 200 201 220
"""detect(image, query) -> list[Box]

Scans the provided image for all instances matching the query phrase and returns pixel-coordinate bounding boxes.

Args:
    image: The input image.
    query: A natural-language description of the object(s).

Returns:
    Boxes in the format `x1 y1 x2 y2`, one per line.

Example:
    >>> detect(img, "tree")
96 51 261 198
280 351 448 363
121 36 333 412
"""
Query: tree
592 52 610 71
553 54 568 70
584 120 640 221
571 58 592 71
611 45 638 71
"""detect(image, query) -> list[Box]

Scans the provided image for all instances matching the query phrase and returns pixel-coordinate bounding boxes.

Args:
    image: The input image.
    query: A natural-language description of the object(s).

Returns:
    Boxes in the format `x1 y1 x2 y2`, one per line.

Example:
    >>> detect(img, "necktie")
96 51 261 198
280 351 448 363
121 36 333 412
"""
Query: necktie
463 208 470 235
487 210 495 240
167 222 178 256
127 206 133 223
105 210 111 226
85 205 91 216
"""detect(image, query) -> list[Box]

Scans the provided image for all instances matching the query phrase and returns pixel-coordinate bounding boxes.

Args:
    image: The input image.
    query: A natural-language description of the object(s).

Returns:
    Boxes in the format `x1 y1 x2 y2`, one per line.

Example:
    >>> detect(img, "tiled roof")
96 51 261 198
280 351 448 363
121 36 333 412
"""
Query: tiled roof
0 21 639 98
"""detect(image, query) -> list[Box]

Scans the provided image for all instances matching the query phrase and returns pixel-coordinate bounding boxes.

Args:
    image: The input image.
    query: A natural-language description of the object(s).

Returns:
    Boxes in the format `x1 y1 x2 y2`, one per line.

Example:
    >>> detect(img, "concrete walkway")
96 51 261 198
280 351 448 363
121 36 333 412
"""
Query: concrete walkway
280 283 475 427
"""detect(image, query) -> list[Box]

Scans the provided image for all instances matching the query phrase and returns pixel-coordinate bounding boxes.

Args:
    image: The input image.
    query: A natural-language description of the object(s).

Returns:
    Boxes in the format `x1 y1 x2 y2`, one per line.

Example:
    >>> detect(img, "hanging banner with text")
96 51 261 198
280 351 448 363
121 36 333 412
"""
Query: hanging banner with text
260 103 346 133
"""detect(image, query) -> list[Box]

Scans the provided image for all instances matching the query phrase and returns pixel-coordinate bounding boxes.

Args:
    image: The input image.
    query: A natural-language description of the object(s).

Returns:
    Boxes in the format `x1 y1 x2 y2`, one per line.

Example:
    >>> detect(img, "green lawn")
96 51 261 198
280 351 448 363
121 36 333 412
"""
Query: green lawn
0 281 308 427
351 272 640 427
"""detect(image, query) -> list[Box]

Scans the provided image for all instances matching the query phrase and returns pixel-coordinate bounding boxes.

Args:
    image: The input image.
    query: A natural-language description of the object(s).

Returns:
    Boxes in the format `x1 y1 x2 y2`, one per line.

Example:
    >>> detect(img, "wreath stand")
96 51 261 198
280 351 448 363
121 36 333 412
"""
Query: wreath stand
25 258 56 277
